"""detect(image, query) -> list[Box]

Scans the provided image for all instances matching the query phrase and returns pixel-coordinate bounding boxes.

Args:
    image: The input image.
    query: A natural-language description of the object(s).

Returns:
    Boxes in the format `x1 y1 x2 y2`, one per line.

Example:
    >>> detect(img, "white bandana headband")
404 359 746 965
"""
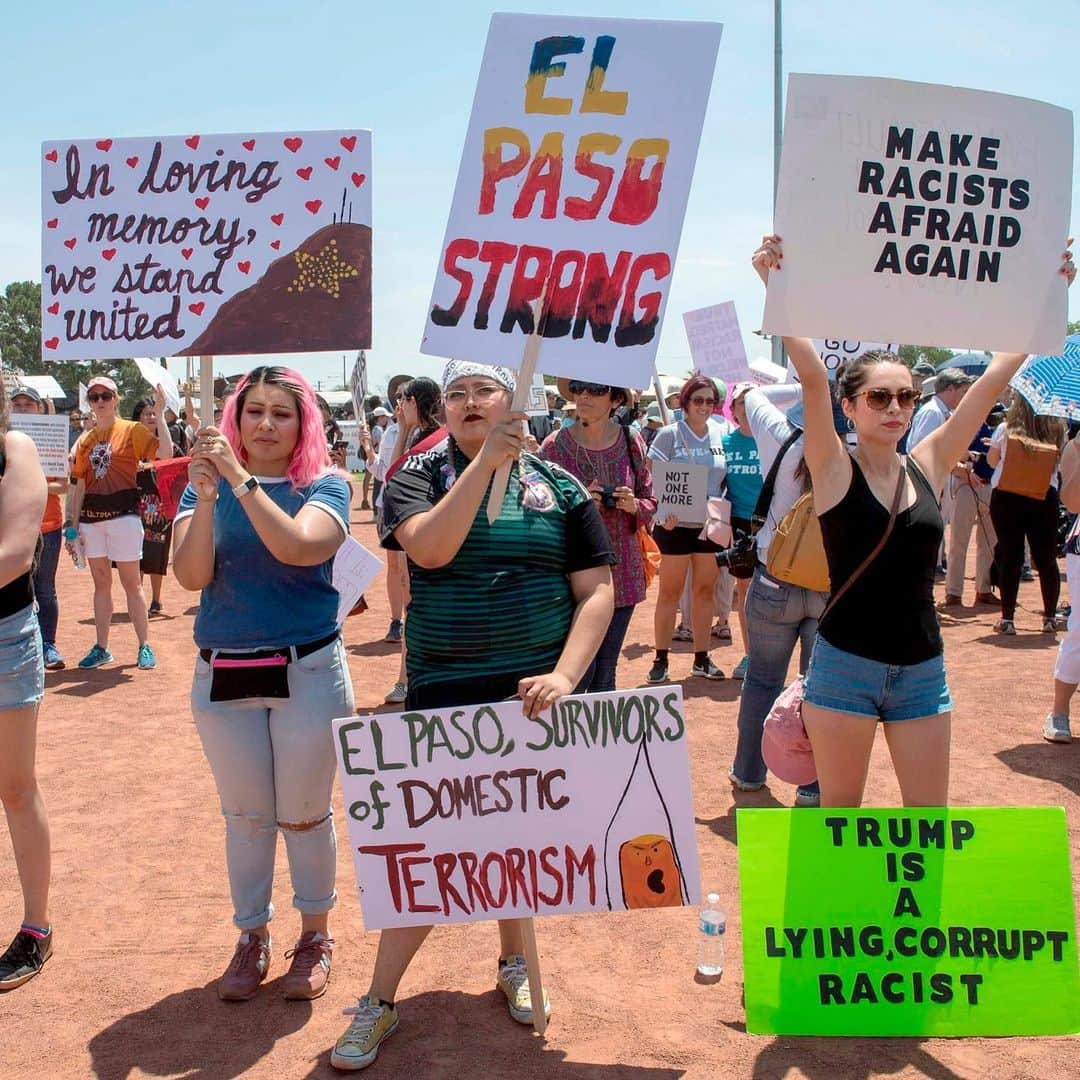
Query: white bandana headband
441 360 516 395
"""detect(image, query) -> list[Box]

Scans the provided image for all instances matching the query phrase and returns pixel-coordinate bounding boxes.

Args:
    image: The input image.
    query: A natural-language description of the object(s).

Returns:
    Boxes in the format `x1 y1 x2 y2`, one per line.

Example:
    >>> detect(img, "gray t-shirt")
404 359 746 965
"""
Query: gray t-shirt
647 417 728 497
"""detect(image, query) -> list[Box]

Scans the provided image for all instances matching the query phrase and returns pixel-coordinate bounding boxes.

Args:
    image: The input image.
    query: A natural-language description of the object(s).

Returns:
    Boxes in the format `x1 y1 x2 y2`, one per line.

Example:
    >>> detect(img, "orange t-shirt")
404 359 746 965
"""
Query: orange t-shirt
41 493 63 534
72 419 158 522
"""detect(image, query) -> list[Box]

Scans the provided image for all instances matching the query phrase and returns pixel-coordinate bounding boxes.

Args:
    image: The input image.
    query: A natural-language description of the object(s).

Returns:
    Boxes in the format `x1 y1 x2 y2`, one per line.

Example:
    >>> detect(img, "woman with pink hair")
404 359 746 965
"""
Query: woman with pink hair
173 365 354 1005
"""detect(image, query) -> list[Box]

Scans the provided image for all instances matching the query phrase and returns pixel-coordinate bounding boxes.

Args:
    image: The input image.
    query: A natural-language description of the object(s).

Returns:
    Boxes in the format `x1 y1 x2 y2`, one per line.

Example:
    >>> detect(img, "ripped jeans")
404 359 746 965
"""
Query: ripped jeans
191 639 354 930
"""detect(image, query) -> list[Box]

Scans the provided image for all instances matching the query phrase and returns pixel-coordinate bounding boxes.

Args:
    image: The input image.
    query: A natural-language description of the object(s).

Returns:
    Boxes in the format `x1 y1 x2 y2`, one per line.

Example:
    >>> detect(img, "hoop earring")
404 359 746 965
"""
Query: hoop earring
846 418 855 432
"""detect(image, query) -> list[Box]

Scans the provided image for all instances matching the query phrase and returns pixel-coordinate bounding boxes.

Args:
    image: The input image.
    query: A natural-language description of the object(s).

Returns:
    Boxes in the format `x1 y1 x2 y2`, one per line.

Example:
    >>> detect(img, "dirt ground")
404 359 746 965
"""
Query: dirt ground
1 491 1077 1080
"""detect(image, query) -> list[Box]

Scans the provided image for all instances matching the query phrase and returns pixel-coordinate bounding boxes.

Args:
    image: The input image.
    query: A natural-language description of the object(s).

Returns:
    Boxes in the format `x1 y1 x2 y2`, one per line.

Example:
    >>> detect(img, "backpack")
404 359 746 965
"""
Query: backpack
997 436 1059 500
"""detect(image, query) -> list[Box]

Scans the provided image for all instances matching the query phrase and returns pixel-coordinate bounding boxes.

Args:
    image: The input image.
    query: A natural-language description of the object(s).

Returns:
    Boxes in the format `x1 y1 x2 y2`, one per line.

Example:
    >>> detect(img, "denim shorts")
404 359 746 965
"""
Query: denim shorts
0 604 45 710
802 636 952 723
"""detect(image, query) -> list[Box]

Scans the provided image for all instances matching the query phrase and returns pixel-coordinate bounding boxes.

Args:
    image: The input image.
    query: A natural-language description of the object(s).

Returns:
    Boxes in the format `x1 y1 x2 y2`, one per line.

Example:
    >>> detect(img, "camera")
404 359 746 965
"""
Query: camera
715 533 757 578
600 486 618 509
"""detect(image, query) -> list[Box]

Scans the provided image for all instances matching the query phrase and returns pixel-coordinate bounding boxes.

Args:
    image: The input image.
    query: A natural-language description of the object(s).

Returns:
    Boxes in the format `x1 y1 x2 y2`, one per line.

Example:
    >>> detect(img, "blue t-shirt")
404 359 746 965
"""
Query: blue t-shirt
721 428 762 520
176 472 350 649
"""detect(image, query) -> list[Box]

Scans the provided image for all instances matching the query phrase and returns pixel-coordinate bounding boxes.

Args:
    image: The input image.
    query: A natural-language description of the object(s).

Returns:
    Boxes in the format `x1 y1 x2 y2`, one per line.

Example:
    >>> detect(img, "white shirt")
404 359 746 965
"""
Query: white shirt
373 420 399 508
908 395 951 450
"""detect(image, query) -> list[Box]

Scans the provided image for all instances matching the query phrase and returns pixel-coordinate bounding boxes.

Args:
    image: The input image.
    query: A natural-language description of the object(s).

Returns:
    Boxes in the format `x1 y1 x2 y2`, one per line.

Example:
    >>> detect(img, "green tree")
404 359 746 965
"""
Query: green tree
0 281 41 370
1068 320 1079 336
897 344 955 369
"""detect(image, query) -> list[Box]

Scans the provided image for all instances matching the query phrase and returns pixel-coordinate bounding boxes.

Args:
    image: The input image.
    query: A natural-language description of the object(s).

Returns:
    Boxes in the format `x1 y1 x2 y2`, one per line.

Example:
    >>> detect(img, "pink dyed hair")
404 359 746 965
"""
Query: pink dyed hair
220 365 330 489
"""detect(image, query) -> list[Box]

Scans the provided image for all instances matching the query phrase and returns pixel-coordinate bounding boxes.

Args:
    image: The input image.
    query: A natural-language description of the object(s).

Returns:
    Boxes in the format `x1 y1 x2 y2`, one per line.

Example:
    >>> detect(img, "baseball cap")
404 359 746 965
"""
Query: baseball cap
371 406 390 418
87 375 119 394
10 386 42 404
729 381 755 403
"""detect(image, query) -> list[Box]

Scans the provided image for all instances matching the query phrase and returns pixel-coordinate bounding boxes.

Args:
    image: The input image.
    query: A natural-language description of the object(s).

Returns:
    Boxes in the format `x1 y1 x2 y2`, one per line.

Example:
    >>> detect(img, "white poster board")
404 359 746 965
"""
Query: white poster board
349 352 367 421
333 686 700 929
8 413 70 476
132 356 181 415
78 382 89 412
762 75 1073 356
683 302 748 381
525 372 550 416
15 375 67 401
784 339 899 382
42 129 373 360
420 13 723 388
749 357 789 386
653 460 709 525
332 536 383 625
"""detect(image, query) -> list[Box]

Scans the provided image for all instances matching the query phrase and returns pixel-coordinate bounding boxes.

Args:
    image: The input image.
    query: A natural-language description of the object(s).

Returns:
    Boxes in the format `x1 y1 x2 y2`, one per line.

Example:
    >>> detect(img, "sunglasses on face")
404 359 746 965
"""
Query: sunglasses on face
857 388 922 411
87 391 115 403
568 381 612 397
444 384 504 405
689 395 716 406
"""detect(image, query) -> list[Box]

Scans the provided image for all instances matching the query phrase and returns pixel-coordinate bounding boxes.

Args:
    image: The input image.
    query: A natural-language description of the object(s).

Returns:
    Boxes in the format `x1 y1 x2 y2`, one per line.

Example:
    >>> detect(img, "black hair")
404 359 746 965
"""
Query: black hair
130 398 154 423
402 376 442 433
835 350 909 401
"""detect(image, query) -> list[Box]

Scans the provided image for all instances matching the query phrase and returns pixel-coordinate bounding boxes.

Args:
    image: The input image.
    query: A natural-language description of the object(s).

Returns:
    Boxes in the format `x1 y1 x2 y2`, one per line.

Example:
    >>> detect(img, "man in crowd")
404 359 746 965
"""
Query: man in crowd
909 368 975 450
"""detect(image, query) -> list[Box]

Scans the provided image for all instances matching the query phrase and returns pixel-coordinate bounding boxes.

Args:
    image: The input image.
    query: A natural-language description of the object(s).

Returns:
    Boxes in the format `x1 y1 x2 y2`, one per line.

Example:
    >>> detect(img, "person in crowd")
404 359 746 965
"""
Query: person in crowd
68 410 83 449
67 377 171 670
130 398 177 615
9 389 67 670
642 403 664 449
1046 435 1080 742
560 400 577 426
751 234 1074 808
528 387 561 443
987 394 1067 635
330 360 613 1071
646 374 728 682
908 368 975 449
538 377 656 691
164 406 190 456
172 365 353 1004
363 407 390 516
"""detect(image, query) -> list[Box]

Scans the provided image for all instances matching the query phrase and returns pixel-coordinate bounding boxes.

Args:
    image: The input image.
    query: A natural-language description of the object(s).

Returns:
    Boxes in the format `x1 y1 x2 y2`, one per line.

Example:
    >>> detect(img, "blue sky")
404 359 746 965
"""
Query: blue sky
3 1 1077 395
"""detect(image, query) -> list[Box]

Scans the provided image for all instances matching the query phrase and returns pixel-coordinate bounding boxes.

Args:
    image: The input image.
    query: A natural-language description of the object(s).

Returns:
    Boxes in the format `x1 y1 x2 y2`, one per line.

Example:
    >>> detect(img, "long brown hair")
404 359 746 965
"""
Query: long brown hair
1006 394 1065 450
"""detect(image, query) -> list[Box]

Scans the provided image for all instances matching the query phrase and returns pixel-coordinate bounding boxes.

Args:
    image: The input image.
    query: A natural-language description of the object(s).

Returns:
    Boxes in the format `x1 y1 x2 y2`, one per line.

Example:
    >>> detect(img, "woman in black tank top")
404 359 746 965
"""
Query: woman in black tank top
752 235 1075 809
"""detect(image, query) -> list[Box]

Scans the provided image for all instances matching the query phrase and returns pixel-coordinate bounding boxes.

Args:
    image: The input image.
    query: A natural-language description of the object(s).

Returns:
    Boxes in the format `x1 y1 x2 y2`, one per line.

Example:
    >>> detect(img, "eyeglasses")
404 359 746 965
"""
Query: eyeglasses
857 388 922 411
568 381 612 397
445 384 505 405
87 391 115 403
689 396 716 406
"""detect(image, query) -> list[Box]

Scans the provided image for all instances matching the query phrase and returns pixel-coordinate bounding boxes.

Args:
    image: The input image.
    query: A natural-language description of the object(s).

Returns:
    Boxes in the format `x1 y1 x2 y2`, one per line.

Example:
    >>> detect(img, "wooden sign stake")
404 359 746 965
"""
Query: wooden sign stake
516 916 547 1036
653 368 671 426
199 354 214 430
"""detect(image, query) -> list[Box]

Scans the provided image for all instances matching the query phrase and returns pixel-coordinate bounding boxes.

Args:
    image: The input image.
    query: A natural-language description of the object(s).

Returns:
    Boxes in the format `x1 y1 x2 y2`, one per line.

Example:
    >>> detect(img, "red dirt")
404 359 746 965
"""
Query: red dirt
1 493 1077 1079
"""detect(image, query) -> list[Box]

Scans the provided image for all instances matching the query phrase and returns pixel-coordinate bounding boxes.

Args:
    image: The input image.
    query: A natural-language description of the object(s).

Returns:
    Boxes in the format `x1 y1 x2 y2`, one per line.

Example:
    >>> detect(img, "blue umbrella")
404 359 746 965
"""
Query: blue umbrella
938 351 989 377
1010 334 1080 421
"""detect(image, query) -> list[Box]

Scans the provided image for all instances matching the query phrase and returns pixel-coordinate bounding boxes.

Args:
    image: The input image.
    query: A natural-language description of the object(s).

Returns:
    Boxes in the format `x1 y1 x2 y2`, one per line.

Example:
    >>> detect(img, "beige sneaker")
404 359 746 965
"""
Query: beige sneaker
496 955 551 1025
331 995 398 1071
282 931 333 1000
218 933 271 1002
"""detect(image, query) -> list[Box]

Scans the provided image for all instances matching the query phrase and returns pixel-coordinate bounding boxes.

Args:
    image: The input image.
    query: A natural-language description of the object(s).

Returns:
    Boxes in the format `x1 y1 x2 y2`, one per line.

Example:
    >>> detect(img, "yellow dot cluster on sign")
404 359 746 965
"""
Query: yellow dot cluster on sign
287 239 359 299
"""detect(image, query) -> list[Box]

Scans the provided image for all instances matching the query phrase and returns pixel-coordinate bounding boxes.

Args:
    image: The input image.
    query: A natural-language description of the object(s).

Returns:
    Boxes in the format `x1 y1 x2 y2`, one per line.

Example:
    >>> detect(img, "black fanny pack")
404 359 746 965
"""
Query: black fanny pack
201 632 338 702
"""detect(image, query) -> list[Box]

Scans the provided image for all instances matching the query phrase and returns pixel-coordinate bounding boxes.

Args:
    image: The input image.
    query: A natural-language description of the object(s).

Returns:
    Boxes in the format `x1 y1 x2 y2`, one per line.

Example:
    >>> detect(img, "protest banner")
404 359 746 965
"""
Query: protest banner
349 352 367 421
132 357 181 415
738 807 1080 1036
420 13 723 388
41 129 372 361
652 460 709 526
8 413 69 476
782 339 899 382
762 75 1073 356
683 302 748 382
749 357 789 386
526 371 551 416
332 536 383 625
333 686 701 929
16 374 67 401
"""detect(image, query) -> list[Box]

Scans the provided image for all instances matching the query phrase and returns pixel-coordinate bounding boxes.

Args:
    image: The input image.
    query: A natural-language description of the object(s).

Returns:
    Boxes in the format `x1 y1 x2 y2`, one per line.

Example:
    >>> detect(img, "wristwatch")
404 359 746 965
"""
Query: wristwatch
232 475 259 498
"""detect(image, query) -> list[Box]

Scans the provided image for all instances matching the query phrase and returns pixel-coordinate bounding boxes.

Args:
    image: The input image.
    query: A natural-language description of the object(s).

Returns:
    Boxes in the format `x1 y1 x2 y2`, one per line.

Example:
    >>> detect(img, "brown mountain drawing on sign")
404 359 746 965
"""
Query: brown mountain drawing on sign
181 222 371 355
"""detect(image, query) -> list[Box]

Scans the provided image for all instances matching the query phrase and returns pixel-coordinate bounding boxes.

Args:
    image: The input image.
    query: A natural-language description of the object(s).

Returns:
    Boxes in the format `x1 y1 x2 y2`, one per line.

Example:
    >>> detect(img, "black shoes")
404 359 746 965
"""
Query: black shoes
0 929 53 991
646 658 669 684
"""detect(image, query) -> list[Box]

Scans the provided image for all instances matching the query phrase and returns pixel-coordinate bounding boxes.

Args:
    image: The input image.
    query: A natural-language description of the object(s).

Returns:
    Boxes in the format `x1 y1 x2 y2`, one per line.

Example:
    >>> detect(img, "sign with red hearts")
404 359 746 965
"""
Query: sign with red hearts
41 129 372 360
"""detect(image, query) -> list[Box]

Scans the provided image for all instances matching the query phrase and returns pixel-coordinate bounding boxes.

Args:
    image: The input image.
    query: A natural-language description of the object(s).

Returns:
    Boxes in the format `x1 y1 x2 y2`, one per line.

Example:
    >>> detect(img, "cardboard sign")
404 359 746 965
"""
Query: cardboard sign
762 75 1073 355
7 413 70 476
653 460 709 525
333 686 701 929
420 13 723 388
349 353 367 422
738 807 1080 1037
41 129 373 360
683 302 749 382
332 535 383 625
132 357 181 415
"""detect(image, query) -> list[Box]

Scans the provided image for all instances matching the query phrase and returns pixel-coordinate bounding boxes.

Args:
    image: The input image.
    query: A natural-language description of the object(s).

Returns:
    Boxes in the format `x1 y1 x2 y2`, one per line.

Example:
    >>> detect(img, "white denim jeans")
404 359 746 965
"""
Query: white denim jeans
191 638 354 930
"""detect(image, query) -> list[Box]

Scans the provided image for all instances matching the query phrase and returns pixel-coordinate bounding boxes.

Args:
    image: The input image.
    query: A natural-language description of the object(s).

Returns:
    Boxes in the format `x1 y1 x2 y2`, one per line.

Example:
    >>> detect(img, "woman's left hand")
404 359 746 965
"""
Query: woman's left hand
1061 240 1076 286
192 426 245 486
614 485 637 515
153 383 167 413
518 670 574 720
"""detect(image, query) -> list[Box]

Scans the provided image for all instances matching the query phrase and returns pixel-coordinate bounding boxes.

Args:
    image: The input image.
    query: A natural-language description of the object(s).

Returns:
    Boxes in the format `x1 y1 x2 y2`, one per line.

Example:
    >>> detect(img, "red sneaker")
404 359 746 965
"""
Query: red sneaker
282 931 333 1000
218 933 271 1002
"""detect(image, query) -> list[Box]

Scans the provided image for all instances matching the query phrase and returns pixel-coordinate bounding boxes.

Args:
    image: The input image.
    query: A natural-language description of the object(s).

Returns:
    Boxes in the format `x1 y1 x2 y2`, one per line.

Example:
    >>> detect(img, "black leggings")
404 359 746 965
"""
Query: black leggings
989 487 1060 620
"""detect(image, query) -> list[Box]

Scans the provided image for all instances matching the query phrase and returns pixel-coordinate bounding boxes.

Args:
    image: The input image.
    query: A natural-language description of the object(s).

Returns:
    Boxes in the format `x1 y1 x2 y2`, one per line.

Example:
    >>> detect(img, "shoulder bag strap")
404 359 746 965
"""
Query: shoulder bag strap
749 426 801 535
821 459 906 620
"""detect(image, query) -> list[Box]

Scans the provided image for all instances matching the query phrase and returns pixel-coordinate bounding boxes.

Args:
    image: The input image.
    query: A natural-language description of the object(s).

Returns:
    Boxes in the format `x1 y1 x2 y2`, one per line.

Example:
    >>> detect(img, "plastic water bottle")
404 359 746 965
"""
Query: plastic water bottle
63 525 86 570
696 893 725 979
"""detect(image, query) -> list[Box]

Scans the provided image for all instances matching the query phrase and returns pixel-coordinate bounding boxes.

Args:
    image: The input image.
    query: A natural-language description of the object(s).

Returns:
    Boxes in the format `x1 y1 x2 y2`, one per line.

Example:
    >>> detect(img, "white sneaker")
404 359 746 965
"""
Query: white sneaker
496 955 551 1025
331 995 398 1070
384 682 407 705
1043 713 1073 744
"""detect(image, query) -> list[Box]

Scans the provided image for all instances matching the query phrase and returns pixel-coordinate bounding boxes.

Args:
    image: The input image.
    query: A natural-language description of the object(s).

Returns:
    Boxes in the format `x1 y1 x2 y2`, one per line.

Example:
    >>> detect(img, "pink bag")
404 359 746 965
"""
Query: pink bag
761 677 816 784
697 496 733 548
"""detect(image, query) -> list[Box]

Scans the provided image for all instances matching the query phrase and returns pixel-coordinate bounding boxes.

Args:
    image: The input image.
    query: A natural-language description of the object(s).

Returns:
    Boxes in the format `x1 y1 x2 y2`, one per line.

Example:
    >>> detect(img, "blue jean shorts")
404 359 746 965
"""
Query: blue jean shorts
0 604 44 711
802 636 952 723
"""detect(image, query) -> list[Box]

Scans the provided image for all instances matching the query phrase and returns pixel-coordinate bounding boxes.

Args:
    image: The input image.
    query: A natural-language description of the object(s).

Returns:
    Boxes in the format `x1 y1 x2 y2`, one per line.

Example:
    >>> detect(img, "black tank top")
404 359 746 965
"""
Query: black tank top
818 457 943 665
0 439 35 618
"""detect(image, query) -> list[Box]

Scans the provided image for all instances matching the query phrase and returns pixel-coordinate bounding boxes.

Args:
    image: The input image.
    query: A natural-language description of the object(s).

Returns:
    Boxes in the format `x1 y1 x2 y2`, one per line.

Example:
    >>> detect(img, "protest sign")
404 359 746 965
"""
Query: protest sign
78 382 89 412
349 352 367 422
749 357 789 386
653 460 709 525
132 357 181 415
762 75 1073 356
16 375 66 401
8 413 69 476
526 372 551 416
738 807 1080 1036
332 536 383 625
41 129 372 361
784 339 899 382
420 13 723 388
683 302 748 382
333 686 700 929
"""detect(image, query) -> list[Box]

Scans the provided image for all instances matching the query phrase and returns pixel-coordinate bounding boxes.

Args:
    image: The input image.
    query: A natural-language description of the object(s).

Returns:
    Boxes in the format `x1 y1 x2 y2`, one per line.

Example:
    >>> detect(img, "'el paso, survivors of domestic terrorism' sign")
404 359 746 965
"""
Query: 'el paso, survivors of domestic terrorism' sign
421 13 722 388
41 129 372 360
738 807 1080 1036
333 687 701 929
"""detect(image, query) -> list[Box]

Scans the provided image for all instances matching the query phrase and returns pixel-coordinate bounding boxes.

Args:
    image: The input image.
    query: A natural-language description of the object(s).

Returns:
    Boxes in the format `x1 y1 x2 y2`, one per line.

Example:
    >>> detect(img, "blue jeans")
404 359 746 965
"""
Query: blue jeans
731 567 827 785
33 530 62 646
586 604 636 693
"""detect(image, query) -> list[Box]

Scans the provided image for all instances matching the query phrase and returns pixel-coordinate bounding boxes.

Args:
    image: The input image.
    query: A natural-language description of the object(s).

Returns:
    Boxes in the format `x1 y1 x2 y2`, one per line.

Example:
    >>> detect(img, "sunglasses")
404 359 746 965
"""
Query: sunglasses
857 388 922 411
87 391 115 403
568 381 612 397
689 396 717 406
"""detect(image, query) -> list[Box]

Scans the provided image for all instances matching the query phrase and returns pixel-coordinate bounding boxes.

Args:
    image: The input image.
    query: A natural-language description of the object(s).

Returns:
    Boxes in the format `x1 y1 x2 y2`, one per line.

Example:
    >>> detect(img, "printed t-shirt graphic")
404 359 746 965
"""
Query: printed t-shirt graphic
72 419 158 522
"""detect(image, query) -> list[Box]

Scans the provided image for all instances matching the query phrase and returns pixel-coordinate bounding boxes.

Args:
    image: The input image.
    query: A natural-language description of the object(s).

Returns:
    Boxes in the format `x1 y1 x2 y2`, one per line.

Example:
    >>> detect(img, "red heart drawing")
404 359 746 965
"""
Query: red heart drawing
324 156 340 171
186 135 201 150
96 139 113 152
126 156 139 168
102 249 117 261
305 200 323 215
284 137 303 153
45 337 59 350
46 218 58 229
45 149 58 163
340 135 357 152
270 240 281 250
181 248 194 260
237 261 251 274
64 237 77 250
296 166 312 181
47 302 60 315
242 139 256 151
195 197 210 210
350 172 366 188
271 213 284 225
189 302 205 316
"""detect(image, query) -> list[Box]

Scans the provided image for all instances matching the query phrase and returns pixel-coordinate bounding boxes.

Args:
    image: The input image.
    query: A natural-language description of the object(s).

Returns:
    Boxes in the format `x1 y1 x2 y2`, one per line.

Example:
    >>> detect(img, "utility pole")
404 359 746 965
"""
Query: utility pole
771 0 785 370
